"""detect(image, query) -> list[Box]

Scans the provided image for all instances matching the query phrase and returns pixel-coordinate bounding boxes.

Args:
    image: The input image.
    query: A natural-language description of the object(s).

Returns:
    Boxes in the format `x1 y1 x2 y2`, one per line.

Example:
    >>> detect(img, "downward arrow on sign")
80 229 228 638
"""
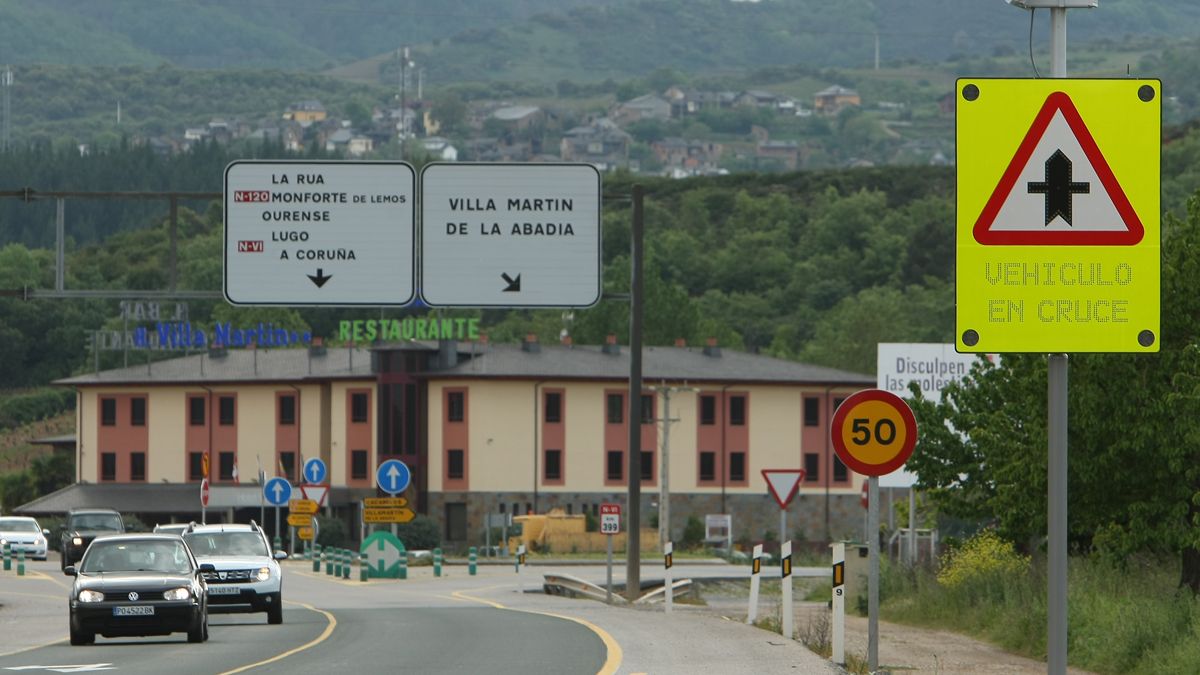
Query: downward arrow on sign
308 269 332 287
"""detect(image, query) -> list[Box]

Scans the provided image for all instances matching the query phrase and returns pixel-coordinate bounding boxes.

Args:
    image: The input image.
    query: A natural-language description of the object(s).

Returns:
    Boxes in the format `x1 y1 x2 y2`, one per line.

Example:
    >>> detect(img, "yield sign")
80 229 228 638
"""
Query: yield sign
761 469 806 510
300 484 329 507
973 91 1142 246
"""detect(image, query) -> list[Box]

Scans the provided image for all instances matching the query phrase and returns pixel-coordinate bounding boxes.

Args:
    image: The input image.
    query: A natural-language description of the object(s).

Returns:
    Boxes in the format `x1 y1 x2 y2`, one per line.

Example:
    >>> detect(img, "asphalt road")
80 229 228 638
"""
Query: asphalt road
0 554 834 674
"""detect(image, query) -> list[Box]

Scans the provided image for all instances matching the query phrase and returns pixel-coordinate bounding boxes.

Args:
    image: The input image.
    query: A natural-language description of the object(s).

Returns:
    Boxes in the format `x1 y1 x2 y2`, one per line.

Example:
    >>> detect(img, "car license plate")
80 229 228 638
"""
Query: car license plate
207 585 243 595
113 605 155 616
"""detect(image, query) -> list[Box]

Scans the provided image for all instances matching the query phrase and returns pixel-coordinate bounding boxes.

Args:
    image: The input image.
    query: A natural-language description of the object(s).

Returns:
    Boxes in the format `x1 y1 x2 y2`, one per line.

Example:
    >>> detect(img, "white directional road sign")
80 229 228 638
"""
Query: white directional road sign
224 160 416 306
420 162 602 308
376 459 411 495
302 457 327 485
263 477 292 506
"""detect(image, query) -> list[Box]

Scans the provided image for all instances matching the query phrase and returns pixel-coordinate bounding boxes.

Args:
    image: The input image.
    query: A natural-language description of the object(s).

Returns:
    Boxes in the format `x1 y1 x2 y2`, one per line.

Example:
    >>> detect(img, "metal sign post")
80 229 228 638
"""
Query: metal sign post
831 389 918 672
600 503 621 605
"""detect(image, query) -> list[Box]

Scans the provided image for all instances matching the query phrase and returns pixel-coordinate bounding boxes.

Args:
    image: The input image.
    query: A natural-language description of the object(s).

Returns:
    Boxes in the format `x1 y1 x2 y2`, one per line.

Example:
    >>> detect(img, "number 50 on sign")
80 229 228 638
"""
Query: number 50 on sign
831 389 918 477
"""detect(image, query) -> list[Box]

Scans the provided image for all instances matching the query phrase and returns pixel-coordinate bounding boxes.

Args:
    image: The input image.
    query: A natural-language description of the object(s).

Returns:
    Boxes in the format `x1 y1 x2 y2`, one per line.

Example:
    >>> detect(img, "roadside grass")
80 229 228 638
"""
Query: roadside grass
880 552 1200 674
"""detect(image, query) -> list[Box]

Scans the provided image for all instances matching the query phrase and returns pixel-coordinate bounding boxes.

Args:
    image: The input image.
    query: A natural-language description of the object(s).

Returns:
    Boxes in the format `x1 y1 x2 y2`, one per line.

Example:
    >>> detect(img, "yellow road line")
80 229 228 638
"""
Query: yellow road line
451 587 622 675
0 589 62 601
288 567 375 587
24 569 72 590
0 635 68 658
218 601 336 675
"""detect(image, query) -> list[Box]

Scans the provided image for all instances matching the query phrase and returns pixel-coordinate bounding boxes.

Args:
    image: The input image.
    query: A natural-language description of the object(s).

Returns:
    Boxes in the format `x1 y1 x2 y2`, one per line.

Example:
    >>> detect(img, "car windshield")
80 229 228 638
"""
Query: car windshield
184 531 269 557
0 519 38 532
81 540 192 574
72 514 122 530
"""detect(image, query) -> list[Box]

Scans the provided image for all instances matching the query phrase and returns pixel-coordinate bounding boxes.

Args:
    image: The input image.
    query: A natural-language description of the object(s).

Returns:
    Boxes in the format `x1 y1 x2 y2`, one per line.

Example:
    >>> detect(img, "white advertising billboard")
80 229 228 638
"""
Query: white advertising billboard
876 343 997 488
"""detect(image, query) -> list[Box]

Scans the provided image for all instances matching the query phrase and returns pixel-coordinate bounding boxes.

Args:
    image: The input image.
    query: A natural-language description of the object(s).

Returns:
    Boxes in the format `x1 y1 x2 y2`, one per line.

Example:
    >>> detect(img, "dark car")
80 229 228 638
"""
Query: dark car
64 534 211 645
61 508 125 571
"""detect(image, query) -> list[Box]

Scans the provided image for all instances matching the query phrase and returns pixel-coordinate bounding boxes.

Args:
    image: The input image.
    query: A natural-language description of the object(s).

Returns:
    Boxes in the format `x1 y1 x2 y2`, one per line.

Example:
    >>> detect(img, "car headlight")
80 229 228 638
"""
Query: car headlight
72 536 83 546
163 587 191 601
0 538 6 546
78 590 105 603
34 537 44 546
255 567 271 582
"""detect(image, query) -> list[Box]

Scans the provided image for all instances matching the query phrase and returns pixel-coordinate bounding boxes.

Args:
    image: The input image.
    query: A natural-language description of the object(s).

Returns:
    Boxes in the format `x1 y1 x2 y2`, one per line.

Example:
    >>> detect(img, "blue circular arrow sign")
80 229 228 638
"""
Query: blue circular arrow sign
264 477 292 506
303 457 328 485
376 459 411 495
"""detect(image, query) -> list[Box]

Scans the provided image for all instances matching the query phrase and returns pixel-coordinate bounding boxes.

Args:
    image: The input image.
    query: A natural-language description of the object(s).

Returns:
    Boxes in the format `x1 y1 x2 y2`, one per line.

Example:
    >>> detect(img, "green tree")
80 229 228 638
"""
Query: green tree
907 193 1200 593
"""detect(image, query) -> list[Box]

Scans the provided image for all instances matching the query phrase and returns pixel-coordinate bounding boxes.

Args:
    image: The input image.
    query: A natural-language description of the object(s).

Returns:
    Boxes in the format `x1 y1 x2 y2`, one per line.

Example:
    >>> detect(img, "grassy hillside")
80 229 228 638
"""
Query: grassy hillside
3 0 1198 79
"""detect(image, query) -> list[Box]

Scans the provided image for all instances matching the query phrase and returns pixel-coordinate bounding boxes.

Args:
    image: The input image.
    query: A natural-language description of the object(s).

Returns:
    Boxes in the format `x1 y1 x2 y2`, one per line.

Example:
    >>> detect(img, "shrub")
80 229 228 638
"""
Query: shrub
936 529 1029 590
0 388 75 429
681 515 705 550
395 515 440 550
315 515 350 548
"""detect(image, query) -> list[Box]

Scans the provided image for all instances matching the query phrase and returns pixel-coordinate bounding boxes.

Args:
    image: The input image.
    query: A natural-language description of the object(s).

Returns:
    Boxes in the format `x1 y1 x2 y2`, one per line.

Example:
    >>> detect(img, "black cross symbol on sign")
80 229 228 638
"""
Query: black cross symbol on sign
1027 149 1089 226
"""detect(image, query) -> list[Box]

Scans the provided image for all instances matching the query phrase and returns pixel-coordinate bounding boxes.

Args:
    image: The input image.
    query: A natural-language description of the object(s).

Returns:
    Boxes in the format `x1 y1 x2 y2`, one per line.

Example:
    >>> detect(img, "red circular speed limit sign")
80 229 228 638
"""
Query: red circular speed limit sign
200 478 210 507
831 389 918 477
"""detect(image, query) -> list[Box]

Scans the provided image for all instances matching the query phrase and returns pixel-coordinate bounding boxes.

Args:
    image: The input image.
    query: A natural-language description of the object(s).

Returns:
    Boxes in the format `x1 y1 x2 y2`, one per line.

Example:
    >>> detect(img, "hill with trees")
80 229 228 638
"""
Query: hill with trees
3 1 1198 78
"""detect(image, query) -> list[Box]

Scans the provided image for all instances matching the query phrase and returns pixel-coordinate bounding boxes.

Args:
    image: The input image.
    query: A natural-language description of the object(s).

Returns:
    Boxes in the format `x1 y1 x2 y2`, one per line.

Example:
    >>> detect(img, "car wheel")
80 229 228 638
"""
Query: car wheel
267 595 283 625
69 623 94 646
187 614 205 644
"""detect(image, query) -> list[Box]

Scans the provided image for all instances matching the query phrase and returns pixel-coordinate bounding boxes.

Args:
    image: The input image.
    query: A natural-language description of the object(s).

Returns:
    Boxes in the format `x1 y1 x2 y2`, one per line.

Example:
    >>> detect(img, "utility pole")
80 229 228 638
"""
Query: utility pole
2 65 12 151
1005 4 1095 674
626 185 644 602
651 383 695 548
398 47 411 159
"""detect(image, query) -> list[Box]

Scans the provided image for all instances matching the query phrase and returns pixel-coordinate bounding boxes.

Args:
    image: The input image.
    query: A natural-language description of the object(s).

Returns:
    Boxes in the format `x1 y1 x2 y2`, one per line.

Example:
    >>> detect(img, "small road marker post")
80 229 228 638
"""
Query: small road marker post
781 540 793 639
746 544 763 624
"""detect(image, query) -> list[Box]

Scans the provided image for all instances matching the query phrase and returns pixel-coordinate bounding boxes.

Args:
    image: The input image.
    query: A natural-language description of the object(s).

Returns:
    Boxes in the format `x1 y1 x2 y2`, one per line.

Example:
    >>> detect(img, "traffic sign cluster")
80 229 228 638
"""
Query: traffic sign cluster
225 161 602 308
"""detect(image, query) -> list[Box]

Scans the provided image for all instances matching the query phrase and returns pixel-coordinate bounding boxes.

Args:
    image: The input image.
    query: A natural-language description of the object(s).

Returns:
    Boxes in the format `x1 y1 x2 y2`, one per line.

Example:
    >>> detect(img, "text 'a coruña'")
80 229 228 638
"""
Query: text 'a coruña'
279 249 357 260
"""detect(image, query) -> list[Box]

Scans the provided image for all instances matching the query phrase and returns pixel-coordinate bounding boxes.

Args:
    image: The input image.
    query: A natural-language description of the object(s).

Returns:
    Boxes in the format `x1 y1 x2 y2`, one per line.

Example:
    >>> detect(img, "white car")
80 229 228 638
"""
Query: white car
182 522 286 624
0 516 50 561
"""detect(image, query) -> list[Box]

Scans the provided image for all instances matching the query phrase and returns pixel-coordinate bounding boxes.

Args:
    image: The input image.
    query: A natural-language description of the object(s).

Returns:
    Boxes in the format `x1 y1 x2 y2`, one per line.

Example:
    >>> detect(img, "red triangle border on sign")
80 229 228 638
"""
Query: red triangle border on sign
761 469 806 510
973 91 1144 246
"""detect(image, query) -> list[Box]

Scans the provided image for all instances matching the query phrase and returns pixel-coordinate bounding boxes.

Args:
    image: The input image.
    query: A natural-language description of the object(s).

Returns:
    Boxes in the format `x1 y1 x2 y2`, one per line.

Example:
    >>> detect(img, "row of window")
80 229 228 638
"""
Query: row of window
99 452 146 482
446 391 753 426
102 449 375 483
100 392 372 427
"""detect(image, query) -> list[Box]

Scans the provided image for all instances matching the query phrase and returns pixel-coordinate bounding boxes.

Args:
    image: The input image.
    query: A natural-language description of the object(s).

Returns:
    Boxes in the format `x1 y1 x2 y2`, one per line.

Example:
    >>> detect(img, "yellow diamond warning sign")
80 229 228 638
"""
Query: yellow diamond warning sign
956 78 1160 353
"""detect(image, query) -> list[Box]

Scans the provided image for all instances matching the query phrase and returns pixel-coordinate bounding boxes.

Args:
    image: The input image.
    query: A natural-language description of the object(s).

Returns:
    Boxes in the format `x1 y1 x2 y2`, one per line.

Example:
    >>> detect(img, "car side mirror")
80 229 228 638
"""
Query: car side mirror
273 551 288 561
63 566 77 576
42 528 50 536
198 563 216 573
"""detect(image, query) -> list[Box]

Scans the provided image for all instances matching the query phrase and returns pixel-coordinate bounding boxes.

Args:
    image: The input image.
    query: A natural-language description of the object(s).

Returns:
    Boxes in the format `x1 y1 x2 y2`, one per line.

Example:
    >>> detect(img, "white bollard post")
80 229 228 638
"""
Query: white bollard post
516 544 526 594
832 542 846 665
746 543 763 624
781 540 793 639
664 541 673 614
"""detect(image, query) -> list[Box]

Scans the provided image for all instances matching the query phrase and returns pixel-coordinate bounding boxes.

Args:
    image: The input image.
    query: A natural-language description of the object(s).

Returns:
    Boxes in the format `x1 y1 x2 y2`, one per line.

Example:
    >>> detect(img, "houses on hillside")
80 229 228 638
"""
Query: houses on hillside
135 78 954 176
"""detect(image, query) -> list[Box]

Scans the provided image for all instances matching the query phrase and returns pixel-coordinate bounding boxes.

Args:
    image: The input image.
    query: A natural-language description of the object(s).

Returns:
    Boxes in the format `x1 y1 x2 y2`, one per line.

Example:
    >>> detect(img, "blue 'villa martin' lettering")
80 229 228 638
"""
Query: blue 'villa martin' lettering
134 322 314 349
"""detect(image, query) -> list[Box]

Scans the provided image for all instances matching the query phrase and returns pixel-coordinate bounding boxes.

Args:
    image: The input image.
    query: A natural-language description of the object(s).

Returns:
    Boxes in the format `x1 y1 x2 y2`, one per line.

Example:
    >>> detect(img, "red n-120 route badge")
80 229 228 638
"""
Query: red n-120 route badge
831 389 918 477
